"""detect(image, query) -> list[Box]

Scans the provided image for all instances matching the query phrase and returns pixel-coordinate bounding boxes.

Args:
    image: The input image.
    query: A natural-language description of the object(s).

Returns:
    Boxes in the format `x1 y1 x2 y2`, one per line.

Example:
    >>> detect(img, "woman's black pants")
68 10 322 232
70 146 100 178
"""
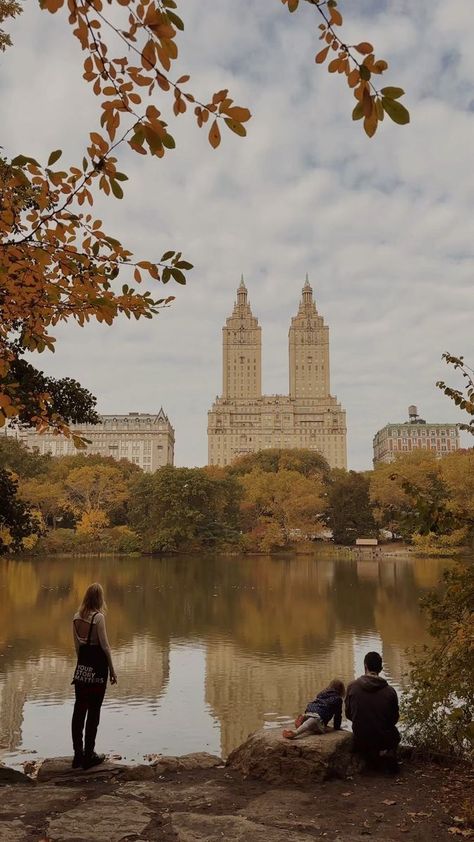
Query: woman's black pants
72 683 106 756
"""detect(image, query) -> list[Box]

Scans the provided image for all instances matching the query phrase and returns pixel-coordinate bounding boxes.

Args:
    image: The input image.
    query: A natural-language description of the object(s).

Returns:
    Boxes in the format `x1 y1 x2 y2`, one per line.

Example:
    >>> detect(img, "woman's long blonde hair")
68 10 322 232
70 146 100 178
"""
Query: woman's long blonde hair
78 583 107 618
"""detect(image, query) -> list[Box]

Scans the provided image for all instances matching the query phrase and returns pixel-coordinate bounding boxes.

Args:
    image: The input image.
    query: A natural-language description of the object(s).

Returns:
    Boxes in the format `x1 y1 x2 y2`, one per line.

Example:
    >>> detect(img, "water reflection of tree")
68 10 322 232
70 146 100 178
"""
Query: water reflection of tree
0 556 447 666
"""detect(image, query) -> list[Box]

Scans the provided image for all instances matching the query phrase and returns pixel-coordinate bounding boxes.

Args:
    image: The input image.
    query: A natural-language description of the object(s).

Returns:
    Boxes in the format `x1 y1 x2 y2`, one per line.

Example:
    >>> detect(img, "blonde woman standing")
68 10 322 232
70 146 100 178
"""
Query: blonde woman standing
71 583 117 769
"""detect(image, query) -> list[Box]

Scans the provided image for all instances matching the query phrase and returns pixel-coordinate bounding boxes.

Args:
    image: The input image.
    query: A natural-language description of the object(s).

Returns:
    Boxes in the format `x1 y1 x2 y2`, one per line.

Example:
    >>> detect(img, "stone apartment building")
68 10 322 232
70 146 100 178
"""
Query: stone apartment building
373 405 460 465
13 410 175 472
207 277 347 469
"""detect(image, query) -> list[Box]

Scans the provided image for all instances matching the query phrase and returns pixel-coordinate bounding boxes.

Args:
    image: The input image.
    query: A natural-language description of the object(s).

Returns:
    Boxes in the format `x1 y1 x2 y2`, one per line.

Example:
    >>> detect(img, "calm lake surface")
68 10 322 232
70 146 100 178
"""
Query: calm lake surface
0 553 448 767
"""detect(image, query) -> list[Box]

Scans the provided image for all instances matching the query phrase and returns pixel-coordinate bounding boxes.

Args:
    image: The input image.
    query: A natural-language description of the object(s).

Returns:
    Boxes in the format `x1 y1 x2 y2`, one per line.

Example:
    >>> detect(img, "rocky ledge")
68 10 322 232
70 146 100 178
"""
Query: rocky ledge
35 751 223 784
0 737 470 842
227 727 363 785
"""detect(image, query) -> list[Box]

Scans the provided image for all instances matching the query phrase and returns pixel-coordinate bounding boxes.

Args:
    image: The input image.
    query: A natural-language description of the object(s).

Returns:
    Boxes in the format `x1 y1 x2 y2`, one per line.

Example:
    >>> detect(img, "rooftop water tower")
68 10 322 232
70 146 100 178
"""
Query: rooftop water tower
408 405 426 424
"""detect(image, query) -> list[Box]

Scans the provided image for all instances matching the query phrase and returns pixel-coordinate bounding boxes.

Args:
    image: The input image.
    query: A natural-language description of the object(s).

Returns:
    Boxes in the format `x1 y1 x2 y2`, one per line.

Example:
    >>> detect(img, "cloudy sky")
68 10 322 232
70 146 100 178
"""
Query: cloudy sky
2 0 473 469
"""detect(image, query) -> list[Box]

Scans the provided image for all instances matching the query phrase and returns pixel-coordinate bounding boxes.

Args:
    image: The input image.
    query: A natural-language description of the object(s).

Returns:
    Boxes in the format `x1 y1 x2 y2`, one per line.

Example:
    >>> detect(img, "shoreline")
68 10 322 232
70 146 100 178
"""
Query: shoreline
12 542 454 561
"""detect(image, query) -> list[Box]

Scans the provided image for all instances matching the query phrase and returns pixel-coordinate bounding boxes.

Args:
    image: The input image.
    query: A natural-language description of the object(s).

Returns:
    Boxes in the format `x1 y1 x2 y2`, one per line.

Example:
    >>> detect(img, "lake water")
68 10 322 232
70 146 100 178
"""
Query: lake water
0 553 447 767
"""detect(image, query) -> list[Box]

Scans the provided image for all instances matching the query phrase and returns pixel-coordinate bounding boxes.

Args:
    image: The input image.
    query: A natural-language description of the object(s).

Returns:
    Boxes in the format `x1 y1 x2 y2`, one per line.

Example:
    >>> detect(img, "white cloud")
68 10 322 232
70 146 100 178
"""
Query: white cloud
1 0 473 468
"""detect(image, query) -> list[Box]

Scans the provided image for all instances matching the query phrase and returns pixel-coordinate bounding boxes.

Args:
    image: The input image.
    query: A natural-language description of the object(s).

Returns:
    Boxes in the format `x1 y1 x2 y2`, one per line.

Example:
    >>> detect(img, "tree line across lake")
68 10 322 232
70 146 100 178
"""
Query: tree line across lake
1 438 473 557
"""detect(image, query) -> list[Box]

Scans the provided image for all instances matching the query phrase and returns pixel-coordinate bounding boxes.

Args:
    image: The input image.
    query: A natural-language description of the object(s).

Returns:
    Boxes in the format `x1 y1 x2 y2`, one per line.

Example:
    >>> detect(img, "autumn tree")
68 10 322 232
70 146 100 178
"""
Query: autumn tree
229 448 329 479
240 467 325 550
437 354 474 436
19 475 69 529
439 450 474 544
129 466 242 552
402 561 474 759
369 451 454 541
0 469 43 553
64 463 129 533
324 469 377 545
0 0 251 440
403 357 474 758
282 0 409 137
1 0 408 440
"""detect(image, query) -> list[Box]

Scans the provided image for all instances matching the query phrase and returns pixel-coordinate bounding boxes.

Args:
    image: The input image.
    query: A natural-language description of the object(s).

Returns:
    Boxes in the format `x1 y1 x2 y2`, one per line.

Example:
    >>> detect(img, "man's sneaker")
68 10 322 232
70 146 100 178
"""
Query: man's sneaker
82 752 105 770
72 753 84 769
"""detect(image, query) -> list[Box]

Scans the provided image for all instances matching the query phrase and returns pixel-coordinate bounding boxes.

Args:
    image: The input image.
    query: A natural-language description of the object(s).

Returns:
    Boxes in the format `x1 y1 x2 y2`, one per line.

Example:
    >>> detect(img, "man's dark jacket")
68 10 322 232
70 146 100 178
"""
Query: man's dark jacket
345 675 400 751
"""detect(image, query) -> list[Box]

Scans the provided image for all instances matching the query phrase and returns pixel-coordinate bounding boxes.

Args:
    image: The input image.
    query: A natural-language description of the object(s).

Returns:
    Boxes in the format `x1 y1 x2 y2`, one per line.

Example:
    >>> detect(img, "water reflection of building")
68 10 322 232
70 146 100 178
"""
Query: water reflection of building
0 637 169 752
205 637 354 757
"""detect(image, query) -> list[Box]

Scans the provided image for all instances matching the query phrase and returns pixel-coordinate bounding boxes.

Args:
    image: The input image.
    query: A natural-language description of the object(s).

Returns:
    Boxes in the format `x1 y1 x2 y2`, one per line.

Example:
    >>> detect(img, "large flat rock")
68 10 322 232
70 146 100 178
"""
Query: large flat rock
227 727 362 785
47 793 153 842
170 812 316 842
37 756 123 783
37 752 223 783
149 751 223 774
0 784 84 817
241 788 321 831
119 778 233 810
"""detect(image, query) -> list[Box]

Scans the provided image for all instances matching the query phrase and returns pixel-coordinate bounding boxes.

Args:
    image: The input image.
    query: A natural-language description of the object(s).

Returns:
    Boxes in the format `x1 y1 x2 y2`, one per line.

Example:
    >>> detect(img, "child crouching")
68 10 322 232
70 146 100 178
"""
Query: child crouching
283 678 345 739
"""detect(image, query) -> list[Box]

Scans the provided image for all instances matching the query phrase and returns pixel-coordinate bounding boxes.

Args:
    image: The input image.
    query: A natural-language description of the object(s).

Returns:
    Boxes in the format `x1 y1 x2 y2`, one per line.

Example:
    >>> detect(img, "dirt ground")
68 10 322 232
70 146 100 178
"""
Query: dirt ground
0 757 472 841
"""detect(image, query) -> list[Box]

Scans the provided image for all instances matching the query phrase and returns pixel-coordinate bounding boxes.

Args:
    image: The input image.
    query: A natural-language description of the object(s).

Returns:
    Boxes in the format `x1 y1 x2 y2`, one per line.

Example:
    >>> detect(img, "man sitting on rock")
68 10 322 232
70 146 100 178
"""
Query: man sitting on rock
345 651 400 771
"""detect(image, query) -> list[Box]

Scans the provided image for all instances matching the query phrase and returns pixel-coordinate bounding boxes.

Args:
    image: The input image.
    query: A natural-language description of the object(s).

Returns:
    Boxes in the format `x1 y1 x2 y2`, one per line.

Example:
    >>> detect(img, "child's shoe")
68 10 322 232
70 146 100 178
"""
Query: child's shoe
294 714 305 729
282 729 296 739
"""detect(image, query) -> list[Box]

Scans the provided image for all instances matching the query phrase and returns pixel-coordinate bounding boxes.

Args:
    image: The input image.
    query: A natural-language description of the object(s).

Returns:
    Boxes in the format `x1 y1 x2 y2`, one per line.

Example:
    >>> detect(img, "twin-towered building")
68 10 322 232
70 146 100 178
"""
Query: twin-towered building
207 277 347 469
10 277 346 472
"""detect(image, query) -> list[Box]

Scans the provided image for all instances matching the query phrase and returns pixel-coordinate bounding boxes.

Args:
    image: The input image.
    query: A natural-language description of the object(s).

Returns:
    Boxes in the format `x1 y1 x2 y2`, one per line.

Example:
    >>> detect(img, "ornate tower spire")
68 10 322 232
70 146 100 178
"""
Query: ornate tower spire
222 279 262 400
289 277 329 399
237 274 247 306
302 274 313 307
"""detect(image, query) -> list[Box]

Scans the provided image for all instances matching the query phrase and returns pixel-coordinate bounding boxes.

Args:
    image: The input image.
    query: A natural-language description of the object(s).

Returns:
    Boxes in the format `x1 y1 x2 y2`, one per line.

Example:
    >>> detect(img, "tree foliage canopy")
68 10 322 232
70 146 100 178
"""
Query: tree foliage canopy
1 0 409 439
325 469 376 545
229 447 329 479
402 560 474 759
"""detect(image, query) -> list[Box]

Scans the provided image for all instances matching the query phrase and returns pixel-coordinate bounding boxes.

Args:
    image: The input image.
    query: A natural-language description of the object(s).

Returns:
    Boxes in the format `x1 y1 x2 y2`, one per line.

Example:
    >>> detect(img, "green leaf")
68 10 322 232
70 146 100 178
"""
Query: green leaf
224 118 247 137
47 149 62 166
380 87 405 100
352 101 364 121
110 179 124 199
382 97 410 125
165 10 184 30
11 155 40 167
359 65 371 81
170 267 186 285
114 171 129 182
161 250 175 261
162 133 176 150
